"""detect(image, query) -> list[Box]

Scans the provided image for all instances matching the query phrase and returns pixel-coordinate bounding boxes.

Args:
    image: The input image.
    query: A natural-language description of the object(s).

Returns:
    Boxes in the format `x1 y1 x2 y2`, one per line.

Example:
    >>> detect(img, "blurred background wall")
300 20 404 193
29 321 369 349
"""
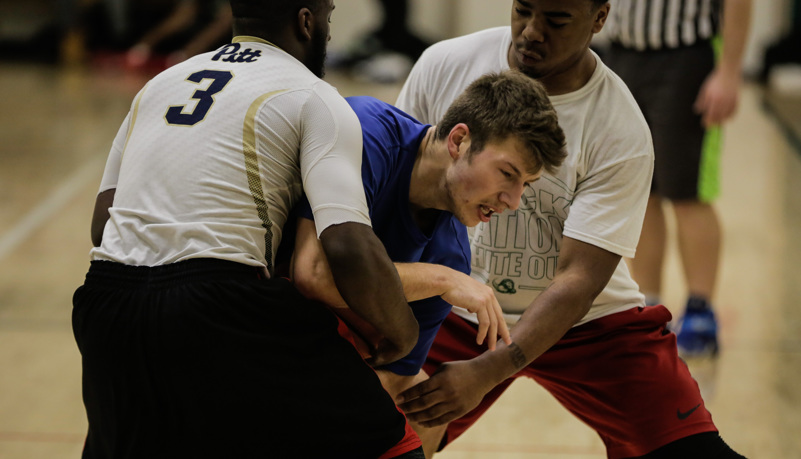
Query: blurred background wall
0 0 794 76
325 0 794 77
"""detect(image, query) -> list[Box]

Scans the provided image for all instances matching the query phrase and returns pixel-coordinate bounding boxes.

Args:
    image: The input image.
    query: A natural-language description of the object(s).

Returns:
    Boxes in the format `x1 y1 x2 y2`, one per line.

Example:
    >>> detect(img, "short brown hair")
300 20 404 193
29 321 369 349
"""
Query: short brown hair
435 70 566 175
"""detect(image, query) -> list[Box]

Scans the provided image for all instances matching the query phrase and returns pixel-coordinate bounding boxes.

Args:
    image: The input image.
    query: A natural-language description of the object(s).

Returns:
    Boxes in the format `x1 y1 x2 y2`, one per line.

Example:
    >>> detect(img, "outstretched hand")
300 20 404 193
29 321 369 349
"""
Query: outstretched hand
396 360 492 427
441 271 511 351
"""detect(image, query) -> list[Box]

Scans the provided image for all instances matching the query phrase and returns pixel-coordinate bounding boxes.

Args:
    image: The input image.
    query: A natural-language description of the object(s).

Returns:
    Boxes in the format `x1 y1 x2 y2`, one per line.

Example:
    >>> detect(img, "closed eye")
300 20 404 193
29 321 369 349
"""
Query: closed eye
515 7 531 17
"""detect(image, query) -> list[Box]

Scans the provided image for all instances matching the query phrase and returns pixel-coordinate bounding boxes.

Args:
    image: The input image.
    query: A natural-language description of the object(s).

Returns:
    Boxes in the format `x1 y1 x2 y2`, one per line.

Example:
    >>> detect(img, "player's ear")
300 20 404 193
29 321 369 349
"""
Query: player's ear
448 123 471 160
592 3 610 33
297 7 313 41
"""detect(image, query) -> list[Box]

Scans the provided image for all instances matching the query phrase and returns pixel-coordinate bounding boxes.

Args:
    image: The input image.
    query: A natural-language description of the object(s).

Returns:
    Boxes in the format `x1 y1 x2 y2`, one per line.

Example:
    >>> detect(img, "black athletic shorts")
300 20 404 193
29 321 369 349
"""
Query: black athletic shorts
72 259 413 458
605 42 721 202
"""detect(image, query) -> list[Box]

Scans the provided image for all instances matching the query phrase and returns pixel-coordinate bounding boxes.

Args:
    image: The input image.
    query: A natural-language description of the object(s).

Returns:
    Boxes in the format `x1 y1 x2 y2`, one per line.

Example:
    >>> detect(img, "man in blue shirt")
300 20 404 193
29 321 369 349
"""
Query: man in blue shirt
290 70 566 439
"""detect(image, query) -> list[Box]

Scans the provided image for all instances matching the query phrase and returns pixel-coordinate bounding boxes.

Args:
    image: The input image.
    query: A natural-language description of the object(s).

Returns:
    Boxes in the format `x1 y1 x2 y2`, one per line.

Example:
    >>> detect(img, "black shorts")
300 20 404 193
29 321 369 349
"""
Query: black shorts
605 42 721 202
73 259 413 458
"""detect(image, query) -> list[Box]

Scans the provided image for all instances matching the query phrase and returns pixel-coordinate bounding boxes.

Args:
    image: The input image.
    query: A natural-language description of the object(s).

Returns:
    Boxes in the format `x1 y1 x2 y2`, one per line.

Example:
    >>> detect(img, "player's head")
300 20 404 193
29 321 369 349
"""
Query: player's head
230 0 333 77
507 0 609 87
435 70 566 226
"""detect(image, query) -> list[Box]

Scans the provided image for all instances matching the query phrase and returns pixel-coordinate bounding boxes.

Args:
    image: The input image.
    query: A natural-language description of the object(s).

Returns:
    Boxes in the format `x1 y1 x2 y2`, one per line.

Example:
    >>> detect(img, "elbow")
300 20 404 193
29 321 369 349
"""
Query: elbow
292 259 331 303
292 270 316 300
383 303 420 359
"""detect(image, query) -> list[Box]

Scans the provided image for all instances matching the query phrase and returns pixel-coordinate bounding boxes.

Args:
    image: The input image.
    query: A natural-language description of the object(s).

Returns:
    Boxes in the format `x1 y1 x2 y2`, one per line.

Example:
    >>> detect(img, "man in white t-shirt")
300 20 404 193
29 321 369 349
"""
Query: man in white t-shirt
394 1 744 458
74 1 424 457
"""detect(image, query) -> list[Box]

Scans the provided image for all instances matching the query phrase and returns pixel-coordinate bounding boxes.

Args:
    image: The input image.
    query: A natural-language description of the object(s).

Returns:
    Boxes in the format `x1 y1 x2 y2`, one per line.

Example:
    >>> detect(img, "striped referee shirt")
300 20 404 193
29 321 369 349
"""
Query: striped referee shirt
606 0 721 50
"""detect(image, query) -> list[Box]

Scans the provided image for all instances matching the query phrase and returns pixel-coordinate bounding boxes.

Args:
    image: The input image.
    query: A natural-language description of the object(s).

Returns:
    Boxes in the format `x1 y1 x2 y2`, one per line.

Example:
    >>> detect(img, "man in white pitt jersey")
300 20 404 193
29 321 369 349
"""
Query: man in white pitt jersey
394 1 743 458
74 1 424 458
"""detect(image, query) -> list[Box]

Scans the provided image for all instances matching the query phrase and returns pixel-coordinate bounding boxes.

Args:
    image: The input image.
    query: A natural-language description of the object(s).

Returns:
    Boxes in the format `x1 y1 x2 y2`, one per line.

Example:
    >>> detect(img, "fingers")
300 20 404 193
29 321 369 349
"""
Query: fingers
475 307 489 348
442 272 510 349
495 299 512 345
469 295 509 351
694 76 739 127
487 314 498 351
397 386 462 426
403 402 462 427
396 377 436 406
693 94 707 118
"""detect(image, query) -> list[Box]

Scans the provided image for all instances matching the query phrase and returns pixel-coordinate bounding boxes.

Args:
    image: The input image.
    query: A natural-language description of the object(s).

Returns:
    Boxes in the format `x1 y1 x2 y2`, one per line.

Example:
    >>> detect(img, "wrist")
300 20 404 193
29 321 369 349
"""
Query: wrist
472 343 525 388
437 266 459 296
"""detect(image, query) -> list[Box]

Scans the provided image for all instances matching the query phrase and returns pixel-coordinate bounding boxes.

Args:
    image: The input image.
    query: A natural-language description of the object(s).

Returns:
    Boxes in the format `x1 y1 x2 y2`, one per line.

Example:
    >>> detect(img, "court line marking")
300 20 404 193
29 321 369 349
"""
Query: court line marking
0 156 105 262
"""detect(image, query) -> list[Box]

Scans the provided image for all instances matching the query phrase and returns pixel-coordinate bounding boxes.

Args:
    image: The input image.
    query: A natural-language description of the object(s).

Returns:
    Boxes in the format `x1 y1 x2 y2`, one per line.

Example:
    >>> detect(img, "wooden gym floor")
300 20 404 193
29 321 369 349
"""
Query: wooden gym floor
0 61 799 458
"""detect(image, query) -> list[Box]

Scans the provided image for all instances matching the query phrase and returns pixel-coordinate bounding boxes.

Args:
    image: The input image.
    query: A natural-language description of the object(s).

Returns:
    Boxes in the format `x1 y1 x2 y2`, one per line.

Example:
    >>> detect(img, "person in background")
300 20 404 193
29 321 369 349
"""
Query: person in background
125 0 233 69
603 0 753 356
331 0 432 83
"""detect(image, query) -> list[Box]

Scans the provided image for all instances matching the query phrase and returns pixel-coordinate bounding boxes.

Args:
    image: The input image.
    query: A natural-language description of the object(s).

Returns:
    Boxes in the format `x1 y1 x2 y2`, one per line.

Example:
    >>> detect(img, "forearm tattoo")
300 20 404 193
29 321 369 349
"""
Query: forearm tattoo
508 343 527 370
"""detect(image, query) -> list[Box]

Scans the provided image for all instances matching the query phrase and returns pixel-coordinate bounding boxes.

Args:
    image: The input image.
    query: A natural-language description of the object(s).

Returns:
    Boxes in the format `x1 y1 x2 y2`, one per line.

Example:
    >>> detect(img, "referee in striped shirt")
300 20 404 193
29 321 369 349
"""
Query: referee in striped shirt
603 0 752 357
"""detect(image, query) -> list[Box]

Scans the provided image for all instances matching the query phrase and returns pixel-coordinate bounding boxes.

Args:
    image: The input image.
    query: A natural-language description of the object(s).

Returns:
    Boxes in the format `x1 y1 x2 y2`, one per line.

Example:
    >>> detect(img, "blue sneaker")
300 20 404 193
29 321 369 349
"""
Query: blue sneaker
676 297 719 357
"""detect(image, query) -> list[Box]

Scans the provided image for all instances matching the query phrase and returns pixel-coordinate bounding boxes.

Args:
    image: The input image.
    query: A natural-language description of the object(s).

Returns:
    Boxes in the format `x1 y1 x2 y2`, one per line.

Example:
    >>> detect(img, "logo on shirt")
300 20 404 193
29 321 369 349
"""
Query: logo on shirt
492 278 517 294
212 43 262 63
471 180 573 294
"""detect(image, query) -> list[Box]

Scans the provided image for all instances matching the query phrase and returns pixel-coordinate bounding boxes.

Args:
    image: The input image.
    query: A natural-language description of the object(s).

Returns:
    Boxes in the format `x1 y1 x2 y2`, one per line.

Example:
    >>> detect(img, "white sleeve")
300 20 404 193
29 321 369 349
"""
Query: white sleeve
300 82 371 236
563 152 654 258
98 111 132 194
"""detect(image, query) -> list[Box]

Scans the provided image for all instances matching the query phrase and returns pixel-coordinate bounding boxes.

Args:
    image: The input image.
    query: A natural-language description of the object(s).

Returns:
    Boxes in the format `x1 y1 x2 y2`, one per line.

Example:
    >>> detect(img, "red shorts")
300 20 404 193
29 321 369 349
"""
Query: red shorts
423 306 717 459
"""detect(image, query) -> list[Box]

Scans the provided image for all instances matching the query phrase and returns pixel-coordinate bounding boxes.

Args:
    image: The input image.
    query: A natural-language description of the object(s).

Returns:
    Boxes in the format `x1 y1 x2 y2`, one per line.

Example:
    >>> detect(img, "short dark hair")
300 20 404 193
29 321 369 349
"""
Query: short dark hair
436 70 566 175
229 0 325 35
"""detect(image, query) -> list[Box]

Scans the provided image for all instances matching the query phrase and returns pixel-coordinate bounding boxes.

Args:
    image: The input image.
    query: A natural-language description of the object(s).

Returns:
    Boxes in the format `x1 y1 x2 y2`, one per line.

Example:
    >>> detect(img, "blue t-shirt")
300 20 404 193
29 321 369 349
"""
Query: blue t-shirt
298 96 470 375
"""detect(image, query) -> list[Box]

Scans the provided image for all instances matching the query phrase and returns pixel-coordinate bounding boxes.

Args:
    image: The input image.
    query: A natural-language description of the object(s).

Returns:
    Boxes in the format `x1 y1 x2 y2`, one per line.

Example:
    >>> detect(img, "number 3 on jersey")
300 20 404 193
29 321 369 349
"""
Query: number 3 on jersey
165 70 233 126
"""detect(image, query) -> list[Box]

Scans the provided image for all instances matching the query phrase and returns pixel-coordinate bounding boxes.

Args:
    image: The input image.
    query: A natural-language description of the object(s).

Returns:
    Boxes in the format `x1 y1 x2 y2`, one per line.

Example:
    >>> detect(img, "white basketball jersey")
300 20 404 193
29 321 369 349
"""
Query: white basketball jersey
91 37 370 275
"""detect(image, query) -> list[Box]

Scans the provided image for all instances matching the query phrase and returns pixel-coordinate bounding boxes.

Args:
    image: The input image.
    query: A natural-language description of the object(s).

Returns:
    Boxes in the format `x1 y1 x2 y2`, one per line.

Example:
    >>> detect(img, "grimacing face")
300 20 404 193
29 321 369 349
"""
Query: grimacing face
446 136 541 227
508 0 607 84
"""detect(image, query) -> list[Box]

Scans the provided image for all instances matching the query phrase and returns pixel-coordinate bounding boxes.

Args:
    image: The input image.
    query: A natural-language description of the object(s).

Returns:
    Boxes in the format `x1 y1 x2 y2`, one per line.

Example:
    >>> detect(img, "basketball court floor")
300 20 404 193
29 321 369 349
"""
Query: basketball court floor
0 61 799 458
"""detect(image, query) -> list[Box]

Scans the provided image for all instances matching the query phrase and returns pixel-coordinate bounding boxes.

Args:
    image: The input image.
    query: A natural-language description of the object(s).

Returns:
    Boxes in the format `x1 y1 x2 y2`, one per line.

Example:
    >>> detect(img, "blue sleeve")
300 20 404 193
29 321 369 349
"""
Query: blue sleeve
346 96 402 212
381 218 470 376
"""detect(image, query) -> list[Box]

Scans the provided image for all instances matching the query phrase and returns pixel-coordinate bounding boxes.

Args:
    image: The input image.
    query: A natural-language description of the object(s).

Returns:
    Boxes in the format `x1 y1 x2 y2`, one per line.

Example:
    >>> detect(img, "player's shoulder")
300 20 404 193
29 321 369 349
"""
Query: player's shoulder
572 54 648 127
574 57 653 156
346 96 418 124
345 95 385 111
599 64 650 129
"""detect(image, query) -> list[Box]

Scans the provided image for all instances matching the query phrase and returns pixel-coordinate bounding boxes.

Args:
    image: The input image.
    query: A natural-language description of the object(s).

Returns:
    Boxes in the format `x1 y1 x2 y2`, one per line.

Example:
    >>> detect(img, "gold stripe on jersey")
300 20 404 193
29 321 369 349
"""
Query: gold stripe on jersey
121 86 147 161
243 89 288 273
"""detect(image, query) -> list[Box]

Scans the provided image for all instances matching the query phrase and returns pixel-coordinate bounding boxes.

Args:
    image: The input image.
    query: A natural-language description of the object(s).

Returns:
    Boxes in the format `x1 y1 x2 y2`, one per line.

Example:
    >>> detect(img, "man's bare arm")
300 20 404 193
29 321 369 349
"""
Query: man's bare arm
398 237 621 425
319 221 418 366
292 217 510 350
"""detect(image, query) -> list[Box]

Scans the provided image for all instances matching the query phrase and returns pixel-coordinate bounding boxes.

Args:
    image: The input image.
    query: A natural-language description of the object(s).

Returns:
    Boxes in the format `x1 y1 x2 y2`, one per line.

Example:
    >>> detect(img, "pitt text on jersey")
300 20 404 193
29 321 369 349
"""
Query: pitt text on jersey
212 44 263 63
472 187 571 293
